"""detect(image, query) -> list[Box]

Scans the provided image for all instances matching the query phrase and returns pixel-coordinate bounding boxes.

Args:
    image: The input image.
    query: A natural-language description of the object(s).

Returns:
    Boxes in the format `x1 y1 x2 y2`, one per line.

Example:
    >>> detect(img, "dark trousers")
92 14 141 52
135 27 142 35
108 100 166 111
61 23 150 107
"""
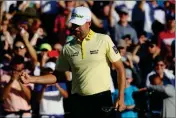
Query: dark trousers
70 90 116 118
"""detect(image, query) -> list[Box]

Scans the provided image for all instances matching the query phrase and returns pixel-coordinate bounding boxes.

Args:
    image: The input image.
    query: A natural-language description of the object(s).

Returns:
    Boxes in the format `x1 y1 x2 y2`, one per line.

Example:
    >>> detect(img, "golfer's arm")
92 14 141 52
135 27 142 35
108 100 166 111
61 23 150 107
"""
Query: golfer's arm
112 60 126 99
30 74 57 84
30 70 67 84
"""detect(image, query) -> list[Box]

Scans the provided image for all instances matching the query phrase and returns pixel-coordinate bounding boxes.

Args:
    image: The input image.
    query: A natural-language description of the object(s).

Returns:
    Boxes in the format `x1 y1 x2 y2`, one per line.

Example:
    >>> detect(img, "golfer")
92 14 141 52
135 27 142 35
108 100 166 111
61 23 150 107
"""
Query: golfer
20 6 126 118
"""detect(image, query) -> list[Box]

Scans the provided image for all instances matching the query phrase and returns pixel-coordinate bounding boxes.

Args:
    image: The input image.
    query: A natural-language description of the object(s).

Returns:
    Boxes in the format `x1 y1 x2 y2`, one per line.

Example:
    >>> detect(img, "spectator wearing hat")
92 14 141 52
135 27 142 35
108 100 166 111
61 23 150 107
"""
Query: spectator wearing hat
34 62 68 118
112 68 138 118
33 43 60 117
38 43 52 64
39 43 52 52
117 40 138 69
34 43 53 76
113 6 138 45
0 55 33 118
117 39 141 87
38 43 59 68
34 43 60 78
113 1 136 22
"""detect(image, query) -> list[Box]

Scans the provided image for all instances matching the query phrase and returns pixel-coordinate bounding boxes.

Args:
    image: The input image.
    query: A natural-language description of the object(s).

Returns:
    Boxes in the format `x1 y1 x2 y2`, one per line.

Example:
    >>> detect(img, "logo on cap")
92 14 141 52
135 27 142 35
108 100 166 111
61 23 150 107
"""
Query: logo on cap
72 13 84 18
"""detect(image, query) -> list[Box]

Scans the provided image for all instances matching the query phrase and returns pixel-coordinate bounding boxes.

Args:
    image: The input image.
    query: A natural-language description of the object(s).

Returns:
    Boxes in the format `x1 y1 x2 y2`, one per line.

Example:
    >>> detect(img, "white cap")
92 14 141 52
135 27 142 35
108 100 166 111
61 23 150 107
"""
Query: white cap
69 6 91 25
125 68 132 79
44 62 56 71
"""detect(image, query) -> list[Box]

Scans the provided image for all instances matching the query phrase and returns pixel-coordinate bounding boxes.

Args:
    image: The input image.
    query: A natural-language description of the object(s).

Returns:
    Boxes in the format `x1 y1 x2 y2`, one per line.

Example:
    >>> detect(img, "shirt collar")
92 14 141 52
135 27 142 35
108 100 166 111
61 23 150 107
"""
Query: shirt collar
76 29 95 43
84 29 95 40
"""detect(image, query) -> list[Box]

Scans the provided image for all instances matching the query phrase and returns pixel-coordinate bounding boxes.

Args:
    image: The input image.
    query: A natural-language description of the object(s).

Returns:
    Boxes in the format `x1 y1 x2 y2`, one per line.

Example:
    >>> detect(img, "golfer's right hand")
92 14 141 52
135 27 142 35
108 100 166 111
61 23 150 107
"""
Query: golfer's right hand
20 71 31 84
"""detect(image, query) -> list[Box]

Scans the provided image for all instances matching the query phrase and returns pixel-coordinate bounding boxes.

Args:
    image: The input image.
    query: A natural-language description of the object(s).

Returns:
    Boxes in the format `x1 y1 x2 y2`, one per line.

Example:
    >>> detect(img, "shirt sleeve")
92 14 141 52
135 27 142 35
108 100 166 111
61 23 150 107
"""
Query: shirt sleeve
34 84 45 92
132 86 139 92
55 47 70 71
58 82 67 91
105 35 121 62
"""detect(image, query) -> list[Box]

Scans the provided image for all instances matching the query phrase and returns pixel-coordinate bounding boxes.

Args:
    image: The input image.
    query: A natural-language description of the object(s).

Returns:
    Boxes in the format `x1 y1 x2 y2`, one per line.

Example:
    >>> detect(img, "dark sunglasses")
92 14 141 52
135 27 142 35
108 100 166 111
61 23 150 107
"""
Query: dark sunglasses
118 46 125 49
149 44 154 48
14 45 25 50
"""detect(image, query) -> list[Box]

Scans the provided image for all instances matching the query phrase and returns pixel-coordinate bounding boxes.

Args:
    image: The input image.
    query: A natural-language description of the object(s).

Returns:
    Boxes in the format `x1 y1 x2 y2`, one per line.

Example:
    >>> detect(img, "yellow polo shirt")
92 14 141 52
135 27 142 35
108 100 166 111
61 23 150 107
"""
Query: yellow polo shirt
56 29 121 96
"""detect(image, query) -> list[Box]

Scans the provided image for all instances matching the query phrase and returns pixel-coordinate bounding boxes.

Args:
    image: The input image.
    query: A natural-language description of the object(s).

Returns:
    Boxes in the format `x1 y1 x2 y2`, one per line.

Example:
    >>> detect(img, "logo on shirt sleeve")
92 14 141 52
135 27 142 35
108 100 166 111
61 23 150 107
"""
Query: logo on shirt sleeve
71 51 79 57
112 46 118 54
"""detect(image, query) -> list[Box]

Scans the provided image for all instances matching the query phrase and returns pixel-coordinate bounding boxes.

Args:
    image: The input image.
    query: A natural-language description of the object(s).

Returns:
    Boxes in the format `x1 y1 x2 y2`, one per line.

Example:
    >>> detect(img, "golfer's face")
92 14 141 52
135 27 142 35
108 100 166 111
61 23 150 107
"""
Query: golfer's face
71 24 83 36
71 22 90 38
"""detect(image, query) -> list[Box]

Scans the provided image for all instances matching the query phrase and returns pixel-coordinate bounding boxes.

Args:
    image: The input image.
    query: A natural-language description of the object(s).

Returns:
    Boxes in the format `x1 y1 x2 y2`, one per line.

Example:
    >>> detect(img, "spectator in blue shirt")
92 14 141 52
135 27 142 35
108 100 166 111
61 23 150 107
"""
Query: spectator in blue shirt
112 68 138 118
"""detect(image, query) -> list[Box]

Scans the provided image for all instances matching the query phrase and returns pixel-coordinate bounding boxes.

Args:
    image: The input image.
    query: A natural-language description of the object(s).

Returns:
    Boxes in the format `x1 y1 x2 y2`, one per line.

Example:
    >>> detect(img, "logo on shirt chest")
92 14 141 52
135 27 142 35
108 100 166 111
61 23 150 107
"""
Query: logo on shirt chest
71 51 79 57
90 50 99 54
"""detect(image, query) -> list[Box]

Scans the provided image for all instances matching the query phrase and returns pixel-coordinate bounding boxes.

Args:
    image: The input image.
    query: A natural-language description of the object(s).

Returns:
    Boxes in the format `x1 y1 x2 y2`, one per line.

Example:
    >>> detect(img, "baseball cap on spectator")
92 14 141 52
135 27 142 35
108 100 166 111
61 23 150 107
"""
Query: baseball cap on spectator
119 6 129 14
117 40 127 48
69 6 92 25
125 68 132 79
10 55 24 65
22 7 38 18
16 7 38 18
39 43 52 51
98 1 110 7
44 62 56 71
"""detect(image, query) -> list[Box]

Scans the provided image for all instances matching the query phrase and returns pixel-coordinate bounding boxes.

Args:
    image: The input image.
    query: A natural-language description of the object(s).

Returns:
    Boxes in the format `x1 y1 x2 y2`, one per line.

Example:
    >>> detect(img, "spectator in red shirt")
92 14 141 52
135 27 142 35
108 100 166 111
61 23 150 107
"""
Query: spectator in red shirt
158 15 175 57
53 1 75 45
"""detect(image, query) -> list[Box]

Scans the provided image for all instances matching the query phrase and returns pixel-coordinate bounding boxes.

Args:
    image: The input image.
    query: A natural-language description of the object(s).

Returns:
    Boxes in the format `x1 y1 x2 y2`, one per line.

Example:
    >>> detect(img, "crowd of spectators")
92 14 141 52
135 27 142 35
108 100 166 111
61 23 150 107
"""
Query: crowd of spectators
0 0 175 118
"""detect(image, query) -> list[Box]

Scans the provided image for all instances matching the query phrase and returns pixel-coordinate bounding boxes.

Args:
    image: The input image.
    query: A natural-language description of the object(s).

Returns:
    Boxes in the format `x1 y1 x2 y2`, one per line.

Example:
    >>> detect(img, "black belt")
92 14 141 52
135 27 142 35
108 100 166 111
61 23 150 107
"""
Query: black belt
73 90 111 98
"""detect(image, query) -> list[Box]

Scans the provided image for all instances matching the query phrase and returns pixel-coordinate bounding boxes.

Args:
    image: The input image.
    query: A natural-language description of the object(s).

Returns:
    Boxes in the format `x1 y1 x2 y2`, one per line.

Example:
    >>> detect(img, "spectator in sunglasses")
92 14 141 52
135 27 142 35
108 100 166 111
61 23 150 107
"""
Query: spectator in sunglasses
148 41 160 59
117 40 139 69
12 30 38 71
146 56 175 87
0 29 38 77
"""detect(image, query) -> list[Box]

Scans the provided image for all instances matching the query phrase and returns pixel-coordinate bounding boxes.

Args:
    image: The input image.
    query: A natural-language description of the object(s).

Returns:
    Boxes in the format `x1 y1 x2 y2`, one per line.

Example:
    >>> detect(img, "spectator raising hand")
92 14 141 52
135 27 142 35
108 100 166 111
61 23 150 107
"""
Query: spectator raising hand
18 28 38 67
20 28 29 40
30 28 45 46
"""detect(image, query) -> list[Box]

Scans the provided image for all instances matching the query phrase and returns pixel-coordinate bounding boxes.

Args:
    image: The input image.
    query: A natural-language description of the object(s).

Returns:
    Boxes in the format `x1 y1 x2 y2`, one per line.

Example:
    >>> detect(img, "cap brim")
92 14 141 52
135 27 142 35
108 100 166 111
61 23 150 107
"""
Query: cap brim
120 11 128 14
69 18 87 26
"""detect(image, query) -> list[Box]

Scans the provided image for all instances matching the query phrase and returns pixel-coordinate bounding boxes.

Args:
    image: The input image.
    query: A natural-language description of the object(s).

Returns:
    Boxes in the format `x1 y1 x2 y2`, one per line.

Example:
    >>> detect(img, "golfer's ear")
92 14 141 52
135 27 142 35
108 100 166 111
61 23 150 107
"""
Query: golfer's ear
88 22 91 27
